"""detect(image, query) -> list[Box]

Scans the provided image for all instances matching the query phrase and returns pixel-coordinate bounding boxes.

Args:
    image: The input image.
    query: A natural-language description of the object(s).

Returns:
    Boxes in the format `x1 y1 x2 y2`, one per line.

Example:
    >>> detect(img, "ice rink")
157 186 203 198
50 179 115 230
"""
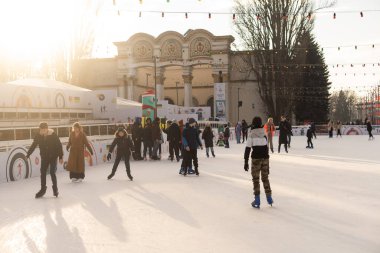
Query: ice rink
0 135 379 253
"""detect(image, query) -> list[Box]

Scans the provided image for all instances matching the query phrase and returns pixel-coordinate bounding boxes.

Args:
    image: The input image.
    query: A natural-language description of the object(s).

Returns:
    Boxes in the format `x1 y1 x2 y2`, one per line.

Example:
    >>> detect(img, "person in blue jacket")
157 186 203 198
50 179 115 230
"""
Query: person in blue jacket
182 118 203 176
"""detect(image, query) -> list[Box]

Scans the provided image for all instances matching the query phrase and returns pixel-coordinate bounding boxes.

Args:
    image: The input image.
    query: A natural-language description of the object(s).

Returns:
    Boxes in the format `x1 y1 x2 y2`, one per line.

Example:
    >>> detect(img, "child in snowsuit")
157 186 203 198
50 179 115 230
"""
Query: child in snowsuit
107 127 134 181
26 122 63 198
244 117 273 208
306 128 314 149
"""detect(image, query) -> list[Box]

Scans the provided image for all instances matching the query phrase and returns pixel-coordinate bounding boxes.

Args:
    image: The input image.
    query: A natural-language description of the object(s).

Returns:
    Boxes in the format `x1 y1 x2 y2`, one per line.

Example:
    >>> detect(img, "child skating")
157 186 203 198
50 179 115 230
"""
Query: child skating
107 127 134 181
244 117 273 209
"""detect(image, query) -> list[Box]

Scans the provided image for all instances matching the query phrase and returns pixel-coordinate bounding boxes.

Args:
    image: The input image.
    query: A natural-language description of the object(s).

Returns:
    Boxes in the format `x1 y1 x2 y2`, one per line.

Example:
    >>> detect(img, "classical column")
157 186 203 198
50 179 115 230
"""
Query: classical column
182 67 193 107
127 76 136 101
118 75 127 98
155 67 165 101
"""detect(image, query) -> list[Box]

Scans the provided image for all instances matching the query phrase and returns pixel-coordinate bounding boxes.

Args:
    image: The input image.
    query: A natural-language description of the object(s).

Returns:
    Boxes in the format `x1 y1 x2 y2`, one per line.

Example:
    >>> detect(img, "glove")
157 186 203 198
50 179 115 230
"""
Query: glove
89 150 94 156
244 163 249 171
107 153 111 161
66 146 70 152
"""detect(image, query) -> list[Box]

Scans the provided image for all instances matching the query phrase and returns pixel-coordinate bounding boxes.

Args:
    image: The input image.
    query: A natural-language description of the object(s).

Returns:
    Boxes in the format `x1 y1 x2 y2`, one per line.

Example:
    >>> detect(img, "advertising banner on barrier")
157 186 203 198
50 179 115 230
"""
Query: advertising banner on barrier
142 90 156 121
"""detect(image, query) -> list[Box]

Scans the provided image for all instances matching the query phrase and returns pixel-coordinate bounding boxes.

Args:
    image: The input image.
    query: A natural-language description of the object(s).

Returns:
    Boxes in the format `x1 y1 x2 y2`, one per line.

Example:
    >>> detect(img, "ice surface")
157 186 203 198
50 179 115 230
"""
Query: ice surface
0 136 379 253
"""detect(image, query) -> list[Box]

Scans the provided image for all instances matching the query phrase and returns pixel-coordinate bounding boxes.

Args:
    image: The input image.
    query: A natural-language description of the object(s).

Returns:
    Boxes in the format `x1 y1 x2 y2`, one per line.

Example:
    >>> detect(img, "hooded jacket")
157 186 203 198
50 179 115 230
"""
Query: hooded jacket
244 127 269 160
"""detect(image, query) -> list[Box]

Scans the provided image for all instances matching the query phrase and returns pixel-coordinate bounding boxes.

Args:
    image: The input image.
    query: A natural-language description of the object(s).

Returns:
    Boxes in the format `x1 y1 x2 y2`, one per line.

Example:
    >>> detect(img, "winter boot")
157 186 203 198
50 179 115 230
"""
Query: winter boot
251 195 260 209
35 186 47 198
128 175 133 181
266 195 273 206
52 186 59 197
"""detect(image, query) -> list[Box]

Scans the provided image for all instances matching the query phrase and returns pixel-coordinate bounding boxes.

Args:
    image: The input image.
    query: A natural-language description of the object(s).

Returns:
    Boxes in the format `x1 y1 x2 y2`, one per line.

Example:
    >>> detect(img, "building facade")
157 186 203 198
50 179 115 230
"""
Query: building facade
73 29 267 123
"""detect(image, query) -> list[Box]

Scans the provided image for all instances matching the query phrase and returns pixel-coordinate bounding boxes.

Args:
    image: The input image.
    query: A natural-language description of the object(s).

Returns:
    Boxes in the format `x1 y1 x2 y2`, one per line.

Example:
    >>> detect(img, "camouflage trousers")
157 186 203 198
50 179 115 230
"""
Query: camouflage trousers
251 158 272 196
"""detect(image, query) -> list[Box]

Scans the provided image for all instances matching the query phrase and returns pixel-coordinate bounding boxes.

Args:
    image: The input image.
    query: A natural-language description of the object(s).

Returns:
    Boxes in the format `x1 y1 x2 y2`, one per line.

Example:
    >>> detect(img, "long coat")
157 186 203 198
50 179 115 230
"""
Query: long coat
202 127 214 148
66 131 93 174
278 121 289 144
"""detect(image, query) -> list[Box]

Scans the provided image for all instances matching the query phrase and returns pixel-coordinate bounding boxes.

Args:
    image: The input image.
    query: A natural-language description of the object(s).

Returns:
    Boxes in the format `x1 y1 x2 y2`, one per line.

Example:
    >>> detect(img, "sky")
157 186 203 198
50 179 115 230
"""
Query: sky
0 0 379 95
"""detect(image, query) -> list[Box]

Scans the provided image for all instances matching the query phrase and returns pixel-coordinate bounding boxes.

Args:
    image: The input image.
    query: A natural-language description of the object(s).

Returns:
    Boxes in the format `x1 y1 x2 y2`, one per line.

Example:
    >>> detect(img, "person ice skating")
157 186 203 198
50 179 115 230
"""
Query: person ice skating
26 122 63 198
142 118 153 160
66 122 93 182
244 117 273 209
151 117 163 160
235 122 242 144
131 121 143 160
336 121 342 137
167 119 181 161
224 124 230 148
366 119 374 140
202 123 215 158
242 119 248 143
286 118 293 148
310 121 317 138
182 118 203 176
328 120 334 138
107 127 134 181
306 127 314 149
278 116 289 153
264 117 275 153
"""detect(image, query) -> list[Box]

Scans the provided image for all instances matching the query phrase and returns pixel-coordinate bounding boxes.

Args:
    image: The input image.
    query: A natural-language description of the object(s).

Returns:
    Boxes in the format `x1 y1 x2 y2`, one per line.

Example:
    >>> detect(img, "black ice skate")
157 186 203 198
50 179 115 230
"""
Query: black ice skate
52 186 59 197
35 186 47 198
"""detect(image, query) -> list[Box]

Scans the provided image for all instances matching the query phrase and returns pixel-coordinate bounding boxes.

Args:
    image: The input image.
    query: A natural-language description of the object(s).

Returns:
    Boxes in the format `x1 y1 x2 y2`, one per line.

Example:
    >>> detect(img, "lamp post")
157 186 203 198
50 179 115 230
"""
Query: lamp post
153 56 158 119
175 81 179 105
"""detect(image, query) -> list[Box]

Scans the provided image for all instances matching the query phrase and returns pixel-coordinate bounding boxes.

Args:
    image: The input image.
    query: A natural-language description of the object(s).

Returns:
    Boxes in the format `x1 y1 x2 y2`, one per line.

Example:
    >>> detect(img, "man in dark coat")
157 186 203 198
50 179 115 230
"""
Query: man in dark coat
26 122 63 198
142 118 153 160
241 119 249 143
167 119 181 161
366 119 374 140
182 118 203 176
151 118 162 160
131 121 143 160
278 116 289 153
306 127 314 149
224 124 230 148
310 121 317 139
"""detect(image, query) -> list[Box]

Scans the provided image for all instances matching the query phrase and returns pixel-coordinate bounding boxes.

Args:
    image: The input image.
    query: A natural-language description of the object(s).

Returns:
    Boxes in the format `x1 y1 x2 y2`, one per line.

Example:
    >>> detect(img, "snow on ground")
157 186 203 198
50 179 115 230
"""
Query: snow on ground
0 135 379 253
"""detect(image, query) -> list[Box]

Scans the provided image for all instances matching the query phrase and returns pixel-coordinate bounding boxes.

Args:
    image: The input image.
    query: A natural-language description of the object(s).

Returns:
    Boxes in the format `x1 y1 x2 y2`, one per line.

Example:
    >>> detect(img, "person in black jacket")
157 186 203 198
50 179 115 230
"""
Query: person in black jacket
306 127 314 149
201 124 215 158
107 127 134 181
142 118 153 160
310 121 317 139
26 122 63 198
224 124 230 148
241 119 248 143
182 118 203 176
278 116 289 153
366 119 374 140
167 119 181 161
131 121 143 160
244 117 273 209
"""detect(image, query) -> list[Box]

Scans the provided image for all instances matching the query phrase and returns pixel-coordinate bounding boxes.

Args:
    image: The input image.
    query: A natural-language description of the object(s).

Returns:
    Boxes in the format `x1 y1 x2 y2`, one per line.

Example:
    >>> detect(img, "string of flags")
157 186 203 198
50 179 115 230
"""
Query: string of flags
108 1 380 20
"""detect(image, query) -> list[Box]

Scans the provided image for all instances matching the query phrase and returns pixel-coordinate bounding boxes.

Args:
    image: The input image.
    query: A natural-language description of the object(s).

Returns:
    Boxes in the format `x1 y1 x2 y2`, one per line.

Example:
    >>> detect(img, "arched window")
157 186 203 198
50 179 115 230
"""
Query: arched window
192 97 199 107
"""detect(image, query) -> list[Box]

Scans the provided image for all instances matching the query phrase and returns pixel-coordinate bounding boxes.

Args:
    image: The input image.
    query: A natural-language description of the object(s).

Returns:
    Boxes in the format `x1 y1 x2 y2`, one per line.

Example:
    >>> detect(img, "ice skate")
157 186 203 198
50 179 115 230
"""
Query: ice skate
266 195 273 206
35 186 47 198
107 173 115 180
251 195 260 209
52 186 59 197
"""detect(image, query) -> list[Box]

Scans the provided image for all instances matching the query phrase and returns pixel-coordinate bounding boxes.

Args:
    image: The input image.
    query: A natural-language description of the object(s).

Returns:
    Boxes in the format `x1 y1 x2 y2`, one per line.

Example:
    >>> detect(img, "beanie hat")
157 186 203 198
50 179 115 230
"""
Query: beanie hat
188 118 196 124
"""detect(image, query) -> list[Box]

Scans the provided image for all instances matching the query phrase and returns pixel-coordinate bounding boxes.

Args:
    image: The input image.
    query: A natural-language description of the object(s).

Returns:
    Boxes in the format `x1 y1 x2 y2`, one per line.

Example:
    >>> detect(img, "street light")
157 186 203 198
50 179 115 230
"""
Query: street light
146 73 151 87
153 56 158 119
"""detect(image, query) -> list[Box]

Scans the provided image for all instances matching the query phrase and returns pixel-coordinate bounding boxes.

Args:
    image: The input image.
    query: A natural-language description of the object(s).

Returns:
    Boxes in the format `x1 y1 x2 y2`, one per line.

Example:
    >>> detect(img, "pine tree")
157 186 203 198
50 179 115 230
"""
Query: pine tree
294 32 330 123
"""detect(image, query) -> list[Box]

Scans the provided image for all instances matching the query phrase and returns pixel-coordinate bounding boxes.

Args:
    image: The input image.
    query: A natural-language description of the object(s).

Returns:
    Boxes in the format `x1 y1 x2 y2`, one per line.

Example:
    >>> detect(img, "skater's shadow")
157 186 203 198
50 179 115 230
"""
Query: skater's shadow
43 201 86 253
22 230 40 253
81 196 127 242
127 184 200 228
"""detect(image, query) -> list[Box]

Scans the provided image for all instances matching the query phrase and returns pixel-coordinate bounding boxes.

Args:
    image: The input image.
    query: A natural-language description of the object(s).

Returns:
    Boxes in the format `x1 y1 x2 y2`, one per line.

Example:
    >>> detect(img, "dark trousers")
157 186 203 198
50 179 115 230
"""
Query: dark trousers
169 141 179 159
242 131 248 143
143 142 152 158
287 134 291 147
40 159 58 189
111 154 132 177
369 130 373 138
251 159 271 196
224 138 230 148
337 129 342 137
307 138 313 148
329 128 333 138
134 139 142 158
278 142 288 153
183 149 199 174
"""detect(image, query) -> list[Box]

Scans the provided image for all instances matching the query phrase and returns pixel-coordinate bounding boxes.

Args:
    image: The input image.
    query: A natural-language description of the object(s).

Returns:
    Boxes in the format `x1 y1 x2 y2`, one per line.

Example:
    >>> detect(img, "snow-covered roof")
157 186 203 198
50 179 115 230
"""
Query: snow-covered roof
116 97 142 107
6 78 91 92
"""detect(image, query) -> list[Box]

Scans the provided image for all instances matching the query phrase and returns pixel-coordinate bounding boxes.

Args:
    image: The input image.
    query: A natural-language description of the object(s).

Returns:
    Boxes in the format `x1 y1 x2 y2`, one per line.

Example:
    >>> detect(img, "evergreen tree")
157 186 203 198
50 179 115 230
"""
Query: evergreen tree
294 32 330 123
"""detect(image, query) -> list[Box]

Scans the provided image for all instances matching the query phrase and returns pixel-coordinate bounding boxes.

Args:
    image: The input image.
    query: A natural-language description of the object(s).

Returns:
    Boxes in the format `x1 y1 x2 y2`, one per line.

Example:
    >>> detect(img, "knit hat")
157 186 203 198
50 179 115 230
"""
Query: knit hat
188 118 196 124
